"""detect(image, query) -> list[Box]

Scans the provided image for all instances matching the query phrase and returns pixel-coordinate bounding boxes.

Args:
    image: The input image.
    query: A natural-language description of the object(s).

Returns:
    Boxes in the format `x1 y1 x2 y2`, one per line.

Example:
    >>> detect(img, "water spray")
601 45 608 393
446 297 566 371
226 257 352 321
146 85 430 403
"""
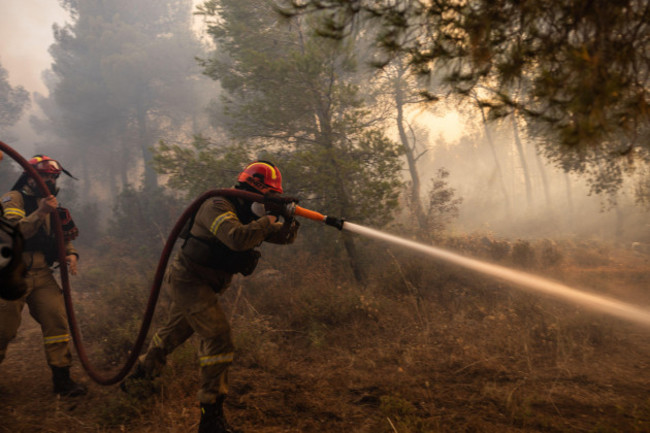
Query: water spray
2 136 648 387
290 206 650 328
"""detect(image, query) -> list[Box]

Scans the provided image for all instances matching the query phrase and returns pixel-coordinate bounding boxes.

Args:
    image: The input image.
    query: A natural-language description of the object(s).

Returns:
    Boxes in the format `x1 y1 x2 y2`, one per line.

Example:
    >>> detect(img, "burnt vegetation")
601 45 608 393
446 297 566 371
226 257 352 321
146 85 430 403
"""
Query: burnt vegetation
1 189 650 432
1 0 650 432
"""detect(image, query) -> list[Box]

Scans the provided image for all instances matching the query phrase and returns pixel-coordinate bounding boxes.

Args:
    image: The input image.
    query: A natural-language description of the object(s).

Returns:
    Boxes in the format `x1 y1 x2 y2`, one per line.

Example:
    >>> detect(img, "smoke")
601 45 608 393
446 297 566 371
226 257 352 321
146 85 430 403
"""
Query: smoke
413 107 649 245
0 1 69 154
0 1 68 95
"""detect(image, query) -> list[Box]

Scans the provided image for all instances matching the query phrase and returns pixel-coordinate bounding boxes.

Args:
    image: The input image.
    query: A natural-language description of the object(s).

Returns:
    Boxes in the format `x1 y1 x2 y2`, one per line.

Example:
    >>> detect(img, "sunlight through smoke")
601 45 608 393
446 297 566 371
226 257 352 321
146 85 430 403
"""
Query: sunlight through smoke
343 222 650 328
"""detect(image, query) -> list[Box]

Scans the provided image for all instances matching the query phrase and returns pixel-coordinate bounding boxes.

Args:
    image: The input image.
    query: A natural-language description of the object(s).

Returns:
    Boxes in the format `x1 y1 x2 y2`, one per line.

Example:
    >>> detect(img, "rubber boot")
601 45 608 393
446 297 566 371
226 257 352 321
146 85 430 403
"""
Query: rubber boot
198 396 241 433
120 362 158 397
51 366 87 397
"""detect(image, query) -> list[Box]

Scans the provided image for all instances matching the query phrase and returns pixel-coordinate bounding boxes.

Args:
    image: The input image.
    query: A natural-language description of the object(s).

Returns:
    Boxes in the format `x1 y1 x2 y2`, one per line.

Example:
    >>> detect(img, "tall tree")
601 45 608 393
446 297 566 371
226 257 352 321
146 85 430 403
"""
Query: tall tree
279 0 650 195
378 58 430 232
186 0 404 282
33 0 207 200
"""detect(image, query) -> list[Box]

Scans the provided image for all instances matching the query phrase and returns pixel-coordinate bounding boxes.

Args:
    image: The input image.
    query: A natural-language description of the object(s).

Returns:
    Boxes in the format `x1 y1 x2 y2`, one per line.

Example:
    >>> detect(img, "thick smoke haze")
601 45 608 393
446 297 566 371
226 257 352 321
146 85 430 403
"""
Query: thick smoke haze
0 1 67 94
0 0 68 154
0 0 647 247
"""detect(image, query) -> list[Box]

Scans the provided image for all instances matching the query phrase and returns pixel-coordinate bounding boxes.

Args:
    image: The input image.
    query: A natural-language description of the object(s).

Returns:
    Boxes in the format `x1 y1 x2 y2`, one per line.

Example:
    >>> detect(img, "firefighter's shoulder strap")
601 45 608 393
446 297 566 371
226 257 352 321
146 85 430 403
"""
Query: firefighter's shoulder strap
179 197 260 276
16 189 58 265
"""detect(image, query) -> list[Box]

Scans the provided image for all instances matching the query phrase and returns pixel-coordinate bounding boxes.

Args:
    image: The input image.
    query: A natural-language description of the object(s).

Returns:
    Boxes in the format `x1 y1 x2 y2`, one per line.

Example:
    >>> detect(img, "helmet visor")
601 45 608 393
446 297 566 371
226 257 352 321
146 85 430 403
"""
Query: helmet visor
34 159 62 176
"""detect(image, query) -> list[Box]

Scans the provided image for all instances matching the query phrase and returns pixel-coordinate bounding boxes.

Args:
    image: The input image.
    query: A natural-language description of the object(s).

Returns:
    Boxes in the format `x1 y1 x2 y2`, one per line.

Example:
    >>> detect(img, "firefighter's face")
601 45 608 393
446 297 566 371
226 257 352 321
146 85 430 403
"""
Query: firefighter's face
28 173 59 195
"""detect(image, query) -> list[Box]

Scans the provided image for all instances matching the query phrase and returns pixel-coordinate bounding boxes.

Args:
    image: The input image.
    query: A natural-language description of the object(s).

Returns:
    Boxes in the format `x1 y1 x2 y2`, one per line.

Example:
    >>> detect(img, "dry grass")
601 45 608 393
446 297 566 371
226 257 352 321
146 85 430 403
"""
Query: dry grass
1 235 650 432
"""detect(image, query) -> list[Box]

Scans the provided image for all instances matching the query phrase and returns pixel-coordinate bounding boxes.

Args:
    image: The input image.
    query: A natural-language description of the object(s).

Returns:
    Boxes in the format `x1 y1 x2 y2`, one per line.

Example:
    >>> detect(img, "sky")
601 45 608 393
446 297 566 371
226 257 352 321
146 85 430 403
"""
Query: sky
0 0 70 153
0 0 205 153
0 0 69 95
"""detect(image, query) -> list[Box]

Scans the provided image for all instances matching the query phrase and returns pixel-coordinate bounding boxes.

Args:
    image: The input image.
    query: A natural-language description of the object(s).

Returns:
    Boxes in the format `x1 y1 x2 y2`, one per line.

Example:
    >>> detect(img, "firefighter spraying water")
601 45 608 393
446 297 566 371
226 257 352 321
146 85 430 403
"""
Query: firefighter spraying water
120 160 300 433
2 140 650 433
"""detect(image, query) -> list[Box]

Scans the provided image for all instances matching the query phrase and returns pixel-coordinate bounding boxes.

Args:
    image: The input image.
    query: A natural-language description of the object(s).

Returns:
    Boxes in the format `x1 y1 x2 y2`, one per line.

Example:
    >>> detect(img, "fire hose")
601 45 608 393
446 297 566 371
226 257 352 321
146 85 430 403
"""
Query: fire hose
0 140 343 385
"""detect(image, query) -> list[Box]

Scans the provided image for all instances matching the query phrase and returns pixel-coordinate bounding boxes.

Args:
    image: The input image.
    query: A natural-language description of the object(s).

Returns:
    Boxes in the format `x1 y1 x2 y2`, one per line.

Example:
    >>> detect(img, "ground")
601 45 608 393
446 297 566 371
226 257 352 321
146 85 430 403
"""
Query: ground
1 240 650 433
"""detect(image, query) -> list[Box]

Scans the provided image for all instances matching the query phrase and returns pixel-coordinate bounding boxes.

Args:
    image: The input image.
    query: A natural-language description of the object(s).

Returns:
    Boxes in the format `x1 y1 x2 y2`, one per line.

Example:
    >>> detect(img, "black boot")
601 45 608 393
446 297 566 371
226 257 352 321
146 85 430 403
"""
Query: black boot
120 362 158 397
199 396 240 433
51 366 87 397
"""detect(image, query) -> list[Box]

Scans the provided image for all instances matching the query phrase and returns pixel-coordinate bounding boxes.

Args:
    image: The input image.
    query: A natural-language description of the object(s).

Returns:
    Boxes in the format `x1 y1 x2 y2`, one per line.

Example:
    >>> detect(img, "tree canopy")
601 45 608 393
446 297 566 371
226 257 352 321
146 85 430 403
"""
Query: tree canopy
33 0 207 199
153 0 404 280
277 0 650 194
199 0 403 223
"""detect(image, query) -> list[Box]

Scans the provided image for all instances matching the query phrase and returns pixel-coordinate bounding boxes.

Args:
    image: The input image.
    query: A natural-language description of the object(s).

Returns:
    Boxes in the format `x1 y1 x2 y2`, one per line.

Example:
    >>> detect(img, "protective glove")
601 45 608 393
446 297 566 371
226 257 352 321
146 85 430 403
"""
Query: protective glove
251 201 287 221
263 194 299 219
57 207 79 242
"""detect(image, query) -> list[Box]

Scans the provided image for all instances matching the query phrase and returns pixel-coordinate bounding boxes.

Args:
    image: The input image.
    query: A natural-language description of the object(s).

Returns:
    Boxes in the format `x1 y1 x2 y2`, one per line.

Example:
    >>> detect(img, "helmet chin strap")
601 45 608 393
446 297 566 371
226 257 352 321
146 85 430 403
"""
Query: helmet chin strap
46 181 60 197
26 177 59 197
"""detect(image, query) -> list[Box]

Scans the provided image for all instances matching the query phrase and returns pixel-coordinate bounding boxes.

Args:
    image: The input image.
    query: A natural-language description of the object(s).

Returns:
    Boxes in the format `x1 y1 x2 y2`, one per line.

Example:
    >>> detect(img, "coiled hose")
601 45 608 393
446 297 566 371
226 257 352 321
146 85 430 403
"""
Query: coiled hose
0 140 266 385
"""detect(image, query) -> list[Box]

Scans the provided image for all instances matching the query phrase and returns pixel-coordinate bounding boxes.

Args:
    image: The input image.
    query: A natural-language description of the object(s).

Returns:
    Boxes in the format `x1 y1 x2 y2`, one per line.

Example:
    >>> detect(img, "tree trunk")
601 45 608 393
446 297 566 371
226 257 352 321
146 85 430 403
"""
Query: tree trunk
564 172 574 230
478 103 510 213
394 68 427 231
316 104 366 284
615 202 624 241
137 106 157 189
532 145 551 207
512 113 532 209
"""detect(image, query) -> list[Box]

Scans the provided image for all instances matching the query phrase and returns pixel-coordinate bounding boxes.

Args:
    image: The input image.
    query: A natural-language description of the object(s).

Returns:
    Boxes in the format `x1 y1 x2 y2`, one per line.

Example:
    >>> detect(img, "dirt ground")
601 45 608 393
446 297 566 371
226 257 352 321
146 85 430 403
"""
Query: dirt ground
1 243 650 433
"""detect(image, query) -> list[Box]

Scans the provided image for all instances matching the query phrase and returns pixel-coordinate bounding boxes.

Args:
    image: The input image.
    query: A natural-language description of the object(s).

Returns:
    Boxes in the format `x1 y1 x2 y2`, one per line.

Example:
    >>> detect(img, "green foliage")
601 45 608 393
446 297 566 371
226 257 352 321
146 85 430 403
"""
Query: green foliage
153 135 250 198
33 0 208 193
425 168 462 237
108 184 184 256
0 62 30 132
279 0 650 195
195 0 404 233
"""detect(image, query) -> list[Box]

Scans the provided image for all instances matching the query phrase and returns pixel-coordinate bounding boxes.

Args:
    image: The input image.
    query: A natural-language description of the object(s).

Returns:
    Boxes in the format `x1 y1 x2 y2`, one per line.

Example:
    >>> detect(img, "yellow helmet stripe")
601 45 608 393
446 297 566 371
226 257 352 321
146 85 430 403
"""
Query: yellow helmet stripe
247 162 277 180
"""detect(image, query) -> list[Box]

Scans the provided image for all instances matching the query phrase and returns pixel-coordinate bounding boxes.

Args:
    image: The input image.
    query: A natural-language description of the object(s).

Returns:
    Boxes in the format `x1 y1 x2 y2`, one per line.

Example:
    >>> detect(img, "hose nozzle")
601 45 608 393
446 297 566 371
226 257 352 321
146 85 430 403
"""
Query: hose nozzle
324 216 344 230
293 206 345 230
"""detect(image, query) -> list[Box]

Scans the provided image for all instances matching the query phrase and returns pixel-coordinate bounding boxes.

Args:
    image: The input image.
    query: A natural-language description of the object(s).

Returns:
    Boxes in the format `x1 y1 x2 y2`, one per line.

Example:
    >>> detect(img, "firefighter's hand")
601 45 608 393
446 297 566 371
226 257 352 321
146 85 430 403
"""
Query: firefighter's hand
264 202 295 219
37 195 58 216
66 254 78 275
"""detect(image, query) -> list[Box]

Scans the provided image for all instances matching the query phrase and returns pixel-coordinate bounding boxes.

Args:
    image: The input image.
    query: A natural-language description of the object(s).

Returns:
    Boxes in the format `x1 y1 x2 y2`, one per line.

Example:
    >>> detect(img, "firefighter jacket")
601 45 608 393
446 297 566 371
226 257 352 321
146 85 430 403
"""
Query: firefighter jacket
0 186 77 271
179 195 299 291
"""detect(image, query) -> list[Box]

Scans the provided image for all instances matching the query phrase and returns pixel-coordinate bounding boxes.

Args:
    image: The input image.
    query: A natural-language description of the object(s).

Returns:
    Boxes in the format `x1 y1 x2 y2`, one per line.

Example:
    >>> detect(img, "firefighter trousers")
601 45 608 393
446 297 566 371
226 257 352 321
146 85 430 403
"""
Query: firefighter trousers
138 261 235 404
0 267 72 367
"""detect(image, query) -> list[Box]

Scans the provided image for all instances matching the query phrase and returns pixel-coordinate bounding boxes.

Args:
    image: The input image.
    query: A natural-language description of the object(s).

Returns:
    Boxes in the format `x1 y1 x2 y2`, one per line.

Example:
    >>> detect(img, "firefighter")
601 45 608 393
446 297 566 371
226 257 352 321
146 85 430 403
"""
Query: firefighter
121 160 300 433
0 155 87 397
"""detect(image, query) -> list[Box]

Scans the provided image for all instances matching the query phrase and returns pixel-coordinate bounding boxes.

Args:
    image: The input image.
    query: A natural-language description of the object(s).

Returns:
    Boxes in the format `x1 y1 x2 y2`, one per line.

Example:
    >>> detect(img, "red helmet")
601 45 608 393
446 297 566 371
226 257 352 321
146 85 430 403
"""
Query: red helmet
28 155 63 176
237 161 283 194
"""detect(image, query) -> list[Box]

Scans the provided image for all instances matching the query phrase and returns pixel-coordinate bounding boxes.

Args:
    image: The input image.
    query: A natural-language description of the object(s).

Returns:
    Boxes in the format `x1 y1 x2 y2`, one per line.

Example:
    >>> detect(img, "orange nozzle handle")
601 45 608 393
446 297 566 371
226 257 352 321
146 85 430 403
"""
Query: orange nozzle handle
294 205 326 222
